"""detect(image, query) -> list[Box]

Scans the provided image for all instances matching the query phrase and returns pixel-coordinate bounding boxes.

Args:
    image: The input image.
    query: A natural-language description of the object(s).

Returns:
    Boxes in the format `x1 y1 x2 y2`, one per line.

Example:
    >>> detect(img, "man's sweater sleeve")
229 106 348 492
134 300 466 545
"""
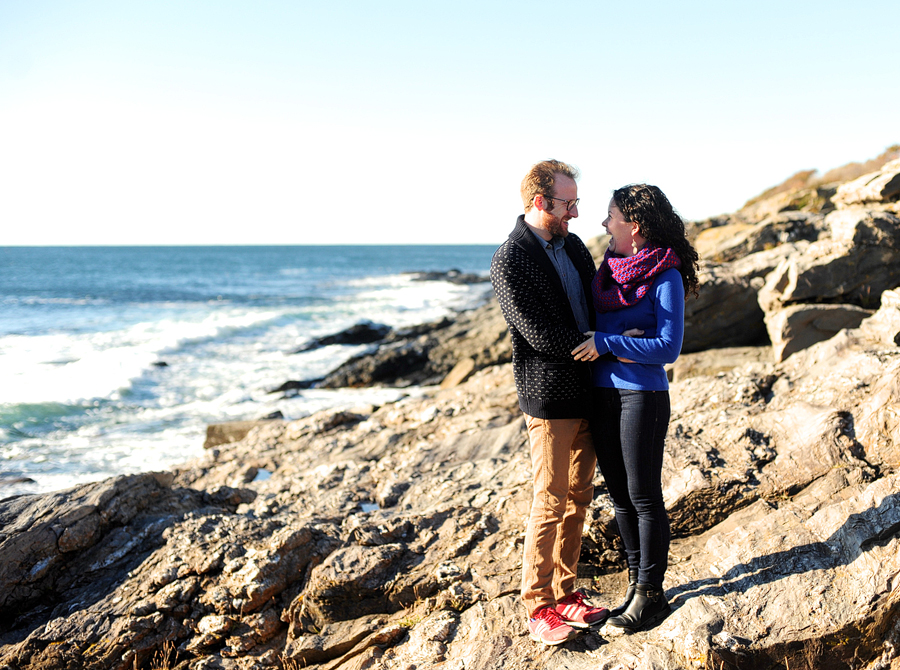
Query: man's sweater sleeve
491 248 591 358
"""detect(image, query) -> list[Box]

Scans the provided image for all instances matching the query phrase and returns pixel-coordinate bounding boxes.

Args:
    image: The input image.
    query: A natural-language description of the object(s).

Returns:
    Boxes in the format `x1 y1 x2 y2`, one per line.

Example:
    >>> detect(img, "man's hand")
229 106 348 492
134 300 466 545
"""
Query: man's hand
618 328 642 362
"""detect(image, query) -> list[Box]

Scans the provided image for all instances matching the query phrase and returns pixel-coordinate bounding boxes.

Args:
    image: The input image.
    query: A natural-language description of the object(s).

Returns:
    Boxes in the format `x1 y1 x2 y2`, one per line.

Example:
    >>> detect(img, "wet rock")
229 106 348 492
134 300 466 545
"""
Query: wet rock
408 269 489 285
320 300 510 388
266 379 321 394
388 317 453 340
321 339 430 388
293 321 392 353
0 475 37 488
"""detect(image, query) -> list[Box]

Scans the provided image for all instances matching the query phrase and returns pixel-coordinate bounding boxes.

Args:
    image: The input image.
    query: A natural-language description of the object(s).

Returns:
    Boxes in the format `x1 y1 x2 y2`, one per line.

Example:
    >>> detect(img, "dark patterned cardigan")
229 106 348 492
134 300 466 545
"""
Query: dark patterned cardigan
491 215 597 419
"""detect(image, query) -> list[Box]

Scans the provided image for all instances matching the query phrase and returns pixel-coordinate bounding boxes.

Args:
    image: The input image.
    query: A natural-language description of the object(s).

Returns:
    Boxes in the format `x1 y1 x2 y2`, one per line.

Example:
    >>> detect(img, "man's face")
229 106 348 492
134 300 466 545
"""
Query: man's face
541 175 579 238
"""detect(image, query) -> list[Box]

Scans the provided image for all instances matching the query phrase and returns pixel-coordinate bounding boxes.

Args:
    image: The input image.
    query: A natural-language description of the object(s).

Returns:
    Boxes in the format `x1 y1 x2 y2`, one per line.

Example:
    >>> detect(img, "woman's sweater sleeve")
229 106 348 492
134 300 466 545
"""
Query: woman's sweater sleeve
592 271 685 364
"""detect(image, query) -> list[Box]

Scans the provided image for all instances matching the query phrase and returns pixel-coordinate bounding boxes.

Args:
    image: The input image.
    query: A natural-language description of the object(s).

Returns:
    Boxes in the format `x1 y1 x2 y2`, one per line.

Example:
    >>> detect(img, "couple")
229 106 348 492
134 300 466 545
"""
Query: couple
490 159 700 646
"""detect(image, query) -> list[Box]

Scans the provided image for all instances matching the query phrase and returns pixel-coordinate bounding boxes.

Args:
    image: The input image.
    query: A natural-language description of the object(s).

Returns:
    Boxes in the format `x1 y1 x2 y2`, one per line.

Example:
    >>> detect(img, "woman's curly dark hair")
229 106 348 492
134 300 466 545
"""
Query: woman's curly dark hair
612 183 700 298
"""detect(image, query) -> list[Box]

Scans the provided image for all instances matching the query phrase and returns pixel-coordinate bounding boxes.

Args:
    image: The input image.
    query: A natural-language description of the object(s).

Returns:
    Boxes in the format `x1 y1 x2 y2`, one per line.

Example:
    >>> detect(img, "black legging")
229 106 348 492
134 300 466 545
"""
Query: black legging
590 387 671 586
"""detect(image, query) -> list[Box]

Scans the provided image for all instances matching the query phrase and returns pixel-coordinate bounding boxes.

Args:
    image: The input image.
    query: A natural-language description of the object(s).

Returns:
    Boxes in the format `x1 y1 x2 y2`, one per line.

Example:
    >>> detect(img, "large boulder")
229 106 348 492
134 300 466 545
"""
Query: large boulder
680 241 833 355
682 262 768 352
859 287 900 347
729 240 809 279
0 473 257 665
764 303 872 361
693 211 827 262
758 209 900 312
833 158 900 208
0 473 180 620
757 208 900 362
655 471 900 670
738 185 837 224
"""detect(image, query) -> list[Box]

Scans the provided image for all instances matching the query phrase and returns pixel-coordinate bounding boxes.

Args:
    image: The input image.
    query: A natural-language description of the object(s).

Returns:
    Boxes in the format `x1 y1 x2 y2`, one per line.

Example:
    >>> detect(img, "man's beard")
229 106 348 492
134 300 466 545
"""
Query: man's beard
546 212 570 238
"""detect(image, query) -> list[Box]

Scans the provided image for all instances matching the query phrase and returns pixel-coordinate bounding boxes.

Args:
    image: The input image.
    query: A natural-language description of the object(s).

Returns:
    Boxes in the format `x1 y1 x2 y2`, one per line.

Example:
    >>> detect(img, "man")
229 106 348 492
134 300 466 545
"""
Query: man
490 160 609 646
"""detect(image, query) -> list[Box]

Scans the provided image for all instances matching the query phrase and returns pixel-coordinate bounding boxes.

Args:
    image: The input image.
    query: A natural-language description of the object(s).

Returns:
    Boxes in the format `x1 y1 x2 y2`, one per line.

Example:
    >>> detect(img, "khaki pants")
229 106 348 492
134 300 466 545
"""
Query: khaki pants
521 415 596 616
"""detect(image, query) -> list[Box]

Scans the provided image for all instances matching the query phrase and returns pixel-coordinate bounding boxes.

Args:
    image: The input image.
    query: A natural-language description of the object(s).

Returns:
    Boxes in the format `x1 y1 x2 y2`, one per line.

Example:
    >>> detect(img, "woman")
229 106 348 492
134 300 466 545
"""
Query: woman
572 183 699 631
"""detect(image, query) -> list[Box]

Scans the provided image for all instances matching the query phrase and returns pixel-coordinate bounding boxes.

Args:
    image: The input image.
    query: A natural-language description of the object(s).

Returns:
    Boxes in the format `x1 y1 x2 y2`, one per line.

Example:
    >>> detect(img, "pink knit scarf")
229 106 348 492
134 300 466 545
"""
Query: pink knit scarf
592 244 681 312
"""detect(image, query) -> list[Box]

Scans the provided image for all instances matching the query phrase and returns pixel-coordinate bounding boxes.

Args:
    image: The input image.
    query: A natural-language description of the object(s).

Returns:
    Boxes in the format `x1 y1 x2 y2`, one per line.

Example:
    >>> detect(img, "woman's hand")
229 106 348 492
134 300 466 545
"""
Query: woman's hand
572 335 599 362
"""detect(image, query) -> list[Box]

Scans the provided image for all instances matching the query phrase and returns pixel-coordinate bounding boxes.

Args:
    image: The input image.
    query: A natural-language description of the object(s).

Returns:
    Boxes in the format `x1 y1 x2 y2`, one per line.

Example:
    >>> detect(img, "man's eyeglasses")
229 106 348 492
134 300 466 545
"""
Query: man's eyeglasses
545 196 580 212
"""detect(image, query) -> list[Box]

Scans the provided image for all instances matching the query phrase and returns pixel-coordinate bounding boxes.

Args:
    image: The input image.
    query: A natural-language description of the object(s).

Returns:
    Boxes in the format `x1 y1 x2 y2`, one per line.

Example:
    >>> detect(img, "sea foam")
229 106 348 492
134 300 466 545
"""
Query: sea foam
1 245 494 499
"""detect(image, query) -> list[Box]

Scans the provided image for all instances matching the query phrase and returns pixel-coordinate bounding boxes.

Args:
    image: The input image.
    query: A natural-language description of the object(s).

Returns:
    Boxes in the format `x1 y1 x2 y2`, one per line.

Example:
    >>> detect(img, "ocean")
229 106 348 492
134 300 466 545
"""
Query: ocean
0 245 496 500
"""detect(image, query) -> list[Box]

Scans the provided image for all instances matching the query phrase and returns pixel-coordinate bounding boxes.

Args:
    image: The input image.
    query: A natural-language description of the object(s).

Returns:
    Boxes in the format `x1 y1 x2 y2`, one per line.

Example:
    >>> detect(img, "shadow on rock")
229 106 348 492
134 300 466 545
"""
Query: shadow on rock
669 492 900 607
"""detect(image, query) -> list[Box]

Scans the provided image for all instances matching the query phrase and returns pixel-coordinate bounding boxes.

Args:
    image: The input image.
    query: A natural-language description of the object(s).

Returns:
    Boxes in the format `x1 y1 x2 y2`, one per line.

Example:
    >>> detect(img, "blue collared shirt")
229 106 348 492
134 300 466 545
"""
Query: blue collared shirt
531 230 591 333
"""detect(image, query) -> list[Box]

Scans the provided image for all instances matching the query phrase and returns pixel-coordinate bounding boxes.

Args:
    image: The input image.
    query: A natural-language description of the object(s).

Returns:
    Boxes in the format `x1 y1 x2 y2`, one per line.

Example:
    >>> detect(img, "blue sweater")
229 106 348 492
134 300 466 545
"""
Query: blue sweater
591 267 684 391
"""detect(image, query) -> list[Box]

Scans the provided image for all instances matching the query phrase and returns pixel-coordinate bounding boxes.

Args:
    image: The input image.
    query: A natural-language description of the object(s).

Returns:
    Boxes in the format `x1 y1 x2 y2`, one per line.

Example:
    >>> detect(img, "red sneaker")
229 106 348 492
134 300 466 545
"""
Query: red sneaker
528 606 578 645
555 591 610 628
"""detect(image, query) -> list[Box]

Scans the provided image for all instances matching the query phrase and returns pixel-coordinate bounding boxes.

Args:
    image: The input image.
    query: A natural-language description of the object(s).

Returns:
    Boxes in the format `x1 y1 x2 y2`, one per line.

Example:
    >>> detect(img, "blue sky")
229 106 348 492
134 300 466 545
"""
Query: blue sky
1 0 898 245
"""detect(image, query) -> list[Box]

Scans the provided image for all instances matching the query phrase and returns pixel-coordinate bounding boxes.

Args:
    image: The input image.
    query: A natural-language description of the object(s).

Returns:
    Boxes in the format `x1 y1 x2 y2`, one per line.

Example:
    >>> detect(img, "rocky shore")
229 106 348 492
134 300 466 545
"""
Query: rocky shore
2 152 900 669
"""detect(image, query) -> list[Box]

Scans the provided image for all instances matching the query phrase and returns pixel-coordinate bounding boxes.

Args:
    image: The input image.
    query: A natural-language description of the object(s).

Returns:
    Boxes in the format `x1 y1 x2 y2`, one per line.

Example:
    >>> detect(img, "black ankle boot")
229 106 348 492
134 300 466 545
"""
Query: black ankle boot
606 583 670 631
608 570 638 618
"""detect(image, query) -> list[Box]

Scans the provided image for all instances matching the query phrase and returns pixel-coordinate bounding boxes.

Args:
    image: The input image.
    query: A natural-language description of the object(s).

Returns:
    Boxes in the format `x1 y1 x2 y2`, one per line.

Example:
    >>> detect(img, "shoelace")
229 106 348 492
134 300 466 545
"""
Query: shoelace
537 607 570 627
563 591 589 607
